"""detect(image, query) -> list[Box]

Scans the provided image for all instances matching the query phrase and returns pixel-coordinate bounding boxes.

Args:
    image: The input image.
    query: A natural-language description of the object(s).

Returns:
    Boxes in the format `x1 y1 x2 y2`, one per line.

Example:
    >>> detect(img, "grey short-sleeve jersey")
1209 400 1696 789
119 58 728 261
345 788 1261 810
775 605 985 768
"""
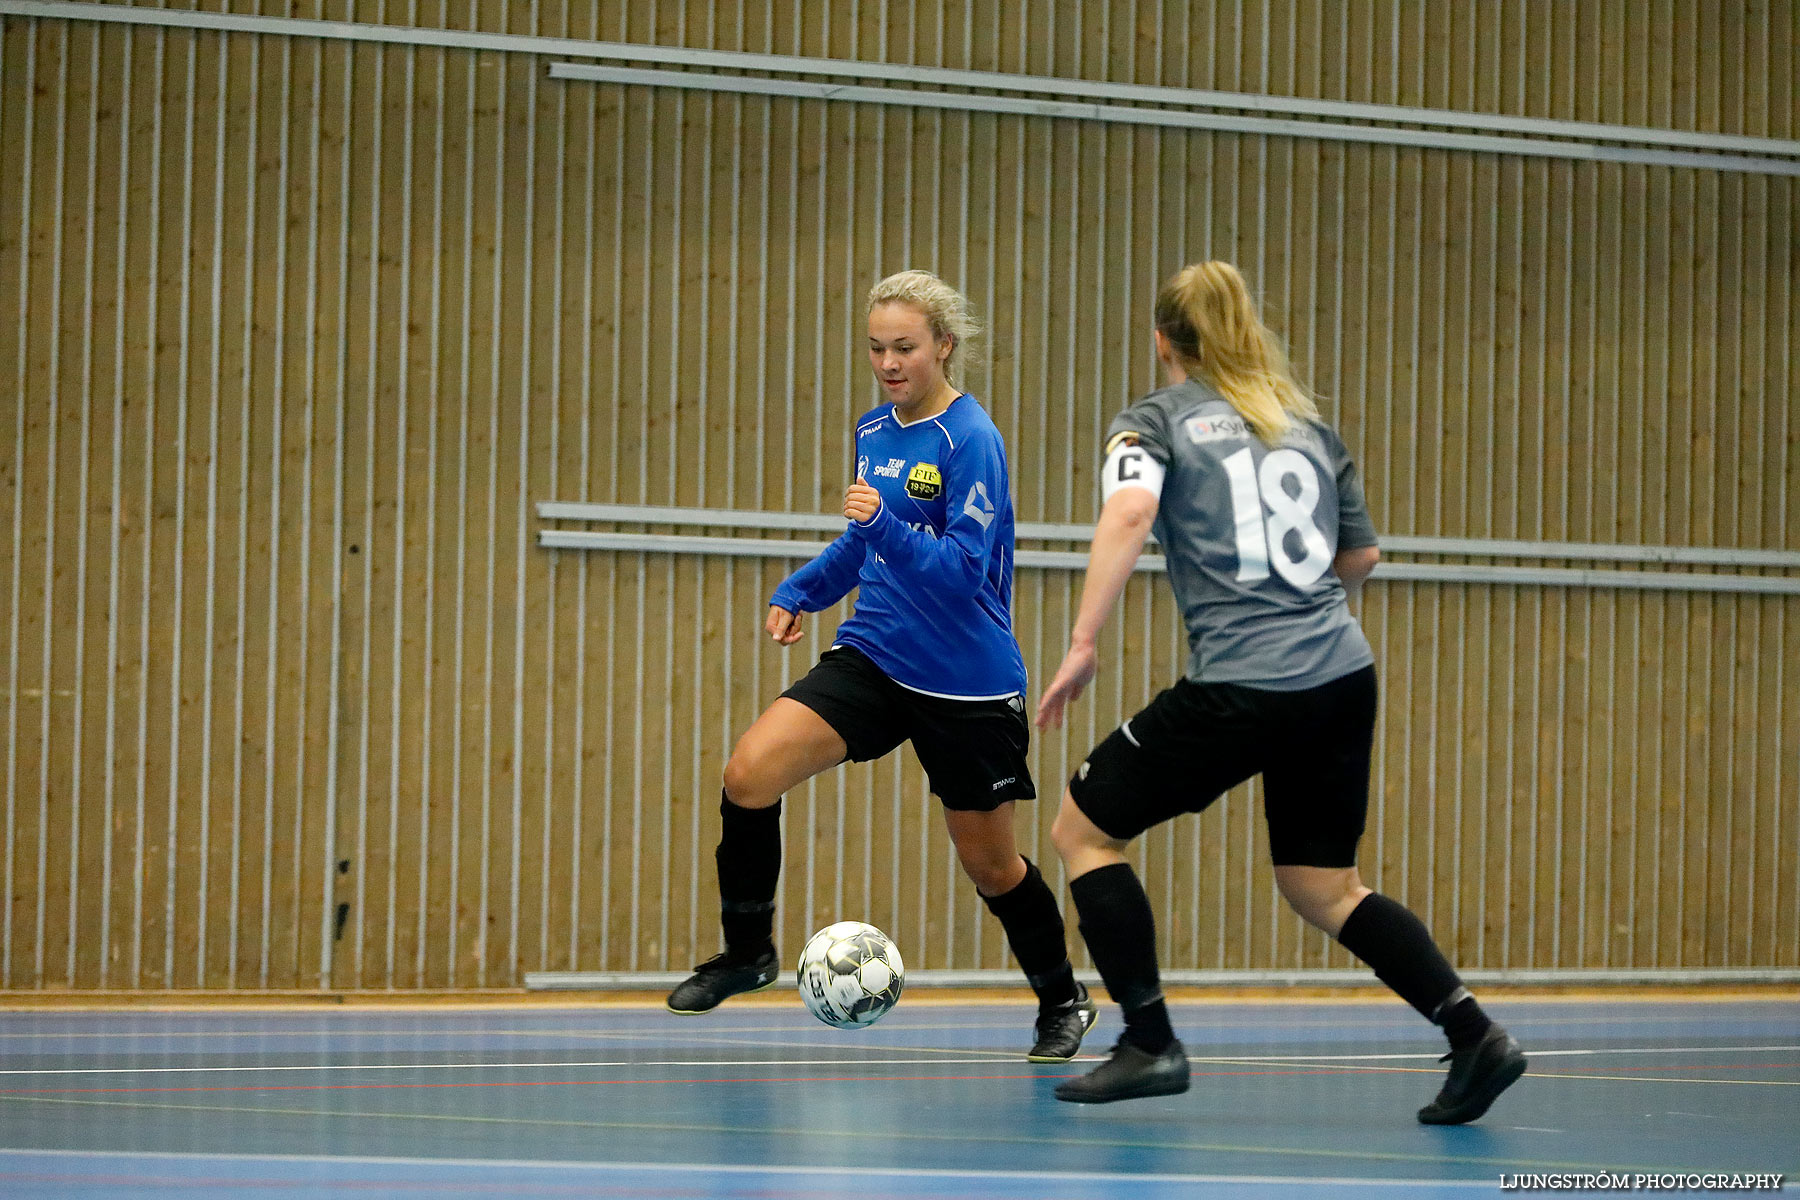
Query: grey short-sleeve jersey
1105 379 1377 690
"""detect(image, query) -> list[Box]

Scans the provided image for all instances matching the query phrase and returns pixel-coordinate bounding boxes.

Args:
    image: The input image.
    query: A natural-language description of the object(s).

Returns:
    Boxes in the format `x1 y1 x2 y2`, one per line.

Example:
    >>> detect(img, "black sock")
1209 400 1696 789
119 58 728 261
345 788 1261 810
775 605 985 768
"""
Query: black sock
716 792 781 960
1069 862 1174 1054
1436 992 1493 1053
1336 892 1491 1049
980 858 1078 1010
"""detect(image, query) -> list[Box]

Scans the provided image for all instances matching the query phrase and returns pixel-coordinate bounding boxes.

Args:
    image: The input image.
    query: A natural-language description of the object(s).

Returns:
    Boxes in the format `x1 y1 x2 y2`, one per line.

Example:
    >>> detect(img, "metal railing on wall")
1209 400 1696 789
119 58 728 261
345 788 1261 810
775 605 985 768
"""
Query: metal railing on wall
7 2 1799 177
537 502 1800 596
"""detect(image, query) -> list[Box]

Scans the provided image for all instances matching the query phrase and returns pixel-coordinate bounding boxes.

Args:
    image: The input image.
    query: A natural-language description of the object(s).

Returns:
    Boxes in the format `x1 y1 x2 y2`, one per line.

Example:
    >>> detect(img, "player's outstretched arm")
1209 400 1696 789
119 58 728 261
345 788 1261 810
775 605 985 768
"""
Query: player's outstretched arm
769 527 869 618
1035 487 1159 729
766 605 805 645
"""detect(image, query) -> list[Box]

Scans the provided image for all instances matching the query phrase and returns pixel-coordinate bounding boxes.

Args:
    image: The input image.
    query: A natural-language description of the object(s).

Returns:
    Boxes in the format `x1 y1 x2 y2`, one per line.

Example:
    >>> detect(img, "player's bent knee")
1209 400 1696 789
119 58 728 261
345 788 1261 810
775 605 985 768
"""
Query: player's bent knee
959 854 1019 895
1274 866 1367 932
952 836 1024 892
720 756 779 810
1280 890 1332 928
1050 804 1106 861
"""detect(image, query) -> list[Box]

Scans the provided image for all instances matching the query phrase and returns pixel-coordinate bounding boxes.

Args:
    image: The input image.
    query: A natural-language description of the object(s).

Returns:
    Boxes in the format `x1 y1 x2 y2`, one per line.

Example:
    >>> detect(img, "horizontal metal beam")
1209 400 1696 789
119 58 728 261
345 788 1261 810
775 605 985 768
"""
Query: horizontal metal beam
538 501 841 534
548 64 1800 178
8 0 1796 171
536 501 1087 545
1379 535 1800 569
525 967 1800 991
538 502 1800 569
538 529 1103 570
1373 561 1800 596
539 529 1800 595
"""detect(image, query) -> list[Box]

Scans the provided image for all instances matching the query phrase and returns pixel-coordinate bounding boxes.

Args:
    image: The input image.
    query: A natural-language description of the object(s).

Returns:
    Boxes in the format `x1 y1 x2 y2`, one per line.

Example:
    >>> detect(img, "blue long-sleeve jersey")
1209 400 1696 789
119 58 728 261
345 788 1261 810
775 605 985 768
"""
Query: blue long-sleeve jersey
770 394 1028 700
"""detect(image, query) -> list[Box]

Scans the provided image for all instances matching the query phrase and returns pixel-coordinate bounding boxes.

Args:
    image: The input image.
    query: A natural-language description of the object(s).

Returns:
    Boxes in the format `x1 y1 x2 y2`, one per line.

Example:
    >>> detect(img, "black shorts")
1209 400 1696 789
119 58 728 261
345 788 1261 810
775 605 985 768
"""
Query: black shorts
780 646 1036 812
1067 665 1377 867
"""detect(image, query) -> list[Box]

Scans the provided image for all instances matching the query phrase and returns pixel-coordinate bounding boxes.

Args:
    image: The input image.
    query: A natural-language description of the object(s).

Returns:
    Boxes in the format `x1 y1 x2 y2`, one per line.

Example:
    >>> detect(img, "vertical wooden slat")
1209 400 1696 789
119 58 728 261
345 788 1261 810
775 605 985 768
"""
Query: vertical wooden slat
359 35 402 990
62 20 104 990
32 16 70 994
7 18 45 989
385 30 424 990
86 22 127 990
123 24 164 989
418 30 456 990
0 15 25 989
183 26 220 990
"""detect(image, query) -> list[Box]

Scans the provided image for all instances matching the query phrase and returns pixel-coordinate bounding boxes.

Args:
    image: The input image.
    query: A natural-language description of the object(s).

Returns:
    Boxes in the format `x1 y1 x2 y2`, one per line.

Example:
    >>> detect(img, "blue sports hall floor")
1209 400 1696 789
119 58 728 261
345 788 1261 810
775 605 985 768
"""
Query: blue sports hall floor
0 993 1794 1198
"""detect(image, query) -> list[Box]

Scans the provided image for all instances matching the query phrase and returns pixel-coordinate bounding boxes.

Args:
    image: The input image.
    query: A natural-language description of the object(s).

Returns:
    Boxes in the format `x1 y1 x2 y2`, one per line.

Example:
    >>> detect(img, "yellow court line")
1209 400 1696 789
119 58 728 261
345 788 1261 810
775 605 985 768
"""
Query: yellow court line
0 1092 1646 1176
1497 1071 1800 1087
3 1010 1790 1038
1213 1060 1800 1087
0 1025 1029 1049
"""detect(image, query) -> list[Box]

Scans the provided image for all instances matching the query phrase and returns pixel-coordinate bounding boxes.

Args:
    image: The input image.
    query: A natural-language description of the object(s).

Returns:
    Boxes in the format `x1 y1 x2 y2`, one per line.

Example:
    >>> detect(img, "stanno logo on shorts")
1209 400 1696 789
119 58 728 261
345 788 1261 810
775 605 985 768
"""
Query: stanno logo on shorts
991 777 1016 790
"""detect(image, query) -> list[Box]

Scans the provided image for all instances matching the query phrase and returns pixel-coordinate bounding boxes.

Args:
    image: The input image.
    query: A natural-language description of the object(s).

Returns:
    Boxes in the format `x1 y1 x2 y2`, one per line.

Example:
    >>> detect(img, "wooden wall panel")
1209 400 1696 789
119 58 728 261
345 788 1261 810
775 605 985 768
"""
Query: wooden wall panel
43 0 1800 138
0 2 1796 990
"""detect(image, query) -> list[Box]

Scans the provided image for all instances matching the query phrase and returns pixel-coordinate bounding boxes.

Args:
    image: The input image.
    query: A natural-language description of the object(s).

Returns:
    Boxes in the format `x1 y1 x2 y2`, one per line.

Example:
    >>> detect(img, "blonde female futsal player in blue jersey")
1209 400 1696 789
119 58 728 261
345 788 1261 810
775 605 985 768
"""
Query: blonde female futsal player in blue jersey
1037 262 1526 1122
668 270 1097 1063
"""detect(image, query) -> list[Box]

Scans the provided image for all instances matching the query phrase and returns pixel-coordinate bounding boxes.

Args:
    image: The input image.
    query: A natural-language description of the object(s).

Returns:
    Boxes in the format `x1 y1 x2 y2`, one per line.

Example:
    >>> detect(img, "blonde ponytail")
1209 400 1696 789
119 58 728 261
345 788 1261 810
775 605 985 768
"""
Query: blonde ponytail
1153 262 1319 446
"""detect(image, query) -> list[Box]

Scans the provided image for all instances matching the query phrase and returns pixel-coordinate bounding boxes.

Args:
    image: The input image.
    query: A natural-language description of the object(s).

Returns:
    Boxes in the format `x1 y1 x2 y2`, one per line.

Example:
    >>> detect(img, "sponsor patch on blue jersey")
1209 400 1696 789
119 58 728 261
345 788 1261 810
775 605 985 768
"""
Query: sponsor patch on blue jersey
905 462 943 500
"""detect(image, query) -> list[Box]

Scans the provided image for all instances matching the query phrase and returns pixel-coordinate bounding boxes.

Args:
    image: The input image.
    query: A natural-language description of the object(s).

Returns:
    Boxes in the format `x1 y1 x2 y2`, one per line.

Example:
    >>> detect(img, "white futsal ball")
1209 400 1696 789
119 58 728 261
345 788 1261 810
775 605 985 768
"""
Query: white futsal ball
796 921 906 1029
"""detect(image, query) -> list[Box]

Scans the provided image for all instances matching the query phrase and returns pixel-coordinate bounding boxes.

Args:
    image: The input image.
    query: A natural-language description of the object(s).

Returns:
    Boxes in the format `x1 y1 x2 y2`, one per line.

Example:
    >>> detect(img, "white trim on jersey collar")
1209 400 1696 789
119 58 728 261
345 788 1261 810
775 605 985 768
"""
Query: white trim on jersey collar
890 393 965 444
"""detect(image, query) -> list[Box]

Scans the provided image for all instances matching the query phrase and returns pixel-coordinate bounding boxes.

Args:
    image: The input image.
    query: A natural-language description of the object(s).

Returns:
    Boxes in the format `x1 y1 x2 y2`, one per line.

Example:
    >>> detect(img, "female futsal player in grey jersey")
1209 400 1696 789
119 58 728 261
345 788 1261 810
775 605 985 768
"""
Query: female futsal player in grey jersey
1035 261 1526 1123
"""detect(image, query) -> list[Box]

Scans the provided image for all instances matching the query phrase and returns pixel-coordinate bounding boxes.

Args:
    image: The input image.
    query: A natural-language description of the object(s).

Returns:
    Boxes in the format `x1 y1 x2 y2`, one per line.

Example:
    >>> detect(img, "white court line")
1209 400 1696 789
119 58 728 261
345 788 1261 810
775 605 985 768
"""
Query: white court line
1 1009 1793 1038
0 1055 1020 1078
1 1044 1796 1078
625 1033 1022 1057
0 1146 1499 1189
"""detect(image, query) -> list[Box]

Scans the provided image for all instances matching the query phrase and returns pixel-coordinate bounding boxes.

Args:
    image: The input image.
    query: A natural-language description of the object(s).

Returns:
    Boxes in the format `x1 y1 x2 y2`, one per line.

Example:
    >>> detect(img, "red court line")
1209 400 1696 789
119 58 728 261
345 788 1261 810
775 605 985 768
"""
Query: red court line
1 1175 717 1198
0 1173 997 1200
1529 1062 1800 1074
0 1066 1361 1097
0 1172 846 1198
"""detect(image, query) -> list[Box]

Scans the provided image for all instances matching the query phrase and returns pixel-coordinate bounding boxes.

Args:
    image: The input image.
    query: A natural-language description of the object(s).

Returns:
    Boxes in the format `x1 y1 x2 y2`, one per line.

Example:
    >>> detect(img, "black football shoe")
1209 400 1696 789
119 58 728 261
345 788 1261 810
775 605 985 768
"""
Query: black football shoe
1417 1025 1527 1124
1053 1038 1190 1103
665 949 779 1015
1027 981 1100 1063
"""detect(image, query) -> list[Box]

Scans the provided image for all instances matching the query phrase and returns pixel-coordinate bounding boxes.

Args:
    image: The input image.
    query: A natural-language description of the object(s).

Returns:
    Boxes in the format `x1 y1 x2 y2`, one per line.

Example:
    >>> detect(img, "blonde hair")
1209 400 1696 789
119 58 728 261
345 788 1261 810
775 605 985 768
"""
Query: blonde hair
867 269 981 388
1154 261 1320 446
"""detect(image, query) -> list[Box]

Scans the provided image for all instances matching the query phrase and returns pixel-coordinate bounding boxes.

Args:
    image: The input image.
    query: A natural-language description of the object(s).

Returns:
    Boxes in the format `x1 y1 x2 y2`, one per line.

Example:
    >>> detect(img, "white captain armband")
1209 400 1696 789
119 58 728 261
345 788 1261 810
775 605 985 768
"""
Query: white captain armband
1101 433 1166 502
